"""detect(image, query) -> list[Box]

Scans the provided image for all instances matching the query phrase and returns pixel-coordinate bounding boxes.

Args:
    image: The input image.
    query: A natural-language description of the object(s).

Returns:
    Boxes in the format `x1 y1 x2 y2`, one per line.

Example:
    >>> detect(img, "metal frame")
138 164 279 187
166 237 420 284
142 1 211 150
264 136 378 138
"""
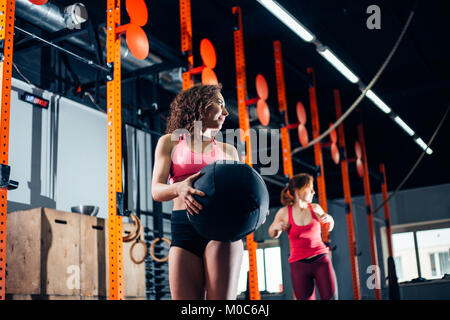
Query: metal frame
357 122 382 300
106 0 124 300
307 68 330 244
273 41 293 179
0 0 16 301
334 89 361 300
232 6 260 301
14 25 109 73
180 0 194 90
13 21 93 54
2 4 129 300
81 60 179 92
380 163 394 259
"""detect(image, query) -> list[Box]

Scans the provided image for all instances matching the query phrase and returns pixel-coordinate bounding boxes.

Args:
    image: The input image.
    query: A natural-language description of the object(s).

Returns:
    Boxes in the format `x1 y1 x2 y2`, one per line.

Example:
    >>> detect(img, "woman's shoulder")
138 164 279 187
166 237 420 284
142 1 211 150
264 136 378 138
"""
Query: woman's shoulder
310 203 325 215
276 206 289 218
215 140 238 159
158 133 182 152
215 140 236 150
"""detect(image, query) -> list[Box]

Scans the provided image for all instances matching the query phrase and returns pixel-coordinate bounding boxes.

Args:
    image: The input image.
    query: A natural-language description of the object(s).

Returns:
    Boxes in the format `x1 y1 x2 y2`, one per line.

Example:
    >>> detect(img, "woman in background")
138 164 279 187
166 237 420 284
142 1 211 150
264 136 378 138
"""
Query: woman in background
268 173 337 300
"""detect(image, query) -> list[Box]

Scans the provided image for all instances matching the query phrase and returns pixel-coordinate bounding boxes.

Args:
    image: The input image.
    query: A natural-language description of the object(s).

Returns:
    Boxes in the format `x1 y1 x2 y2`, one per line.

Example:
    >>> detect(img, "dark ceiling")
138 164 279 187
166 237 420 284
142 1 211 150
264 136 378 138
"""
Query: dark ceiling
12 0 450 207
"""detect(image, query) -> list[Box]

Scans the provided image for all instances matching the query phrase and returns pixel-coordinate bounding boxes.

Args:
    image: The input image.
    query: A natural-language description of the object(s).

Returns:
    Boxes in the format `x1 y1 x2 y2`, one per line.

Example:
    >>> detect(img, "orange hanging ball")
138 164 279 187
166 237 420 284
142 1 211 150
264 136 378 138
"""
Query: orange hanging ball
331 143 340 165
255 74 269 100
200 39 217 69
296 101 307 125
126 24 149 60
201 67 218 85
126 0 148 27
298 124 309 147
257 99 270 126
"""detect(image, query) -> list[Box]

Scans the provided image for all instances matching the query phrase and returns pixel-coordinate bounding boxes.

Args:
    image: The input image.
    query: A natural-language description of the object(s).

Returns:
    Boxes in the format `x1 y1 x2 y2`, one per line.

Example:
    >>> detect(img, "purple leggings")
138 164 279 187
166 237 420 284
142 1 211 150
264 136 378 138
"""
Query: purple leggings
290 253 337 300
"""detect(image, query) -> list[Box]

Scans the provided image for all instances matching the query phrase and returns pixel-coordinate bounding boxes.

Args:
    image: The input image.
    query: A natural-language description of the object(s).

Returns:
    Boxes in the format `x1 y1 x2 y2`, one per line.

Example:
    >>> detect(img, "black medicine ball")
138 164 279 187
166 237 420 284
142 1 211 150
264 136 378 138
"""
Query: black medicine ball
189 161 269 242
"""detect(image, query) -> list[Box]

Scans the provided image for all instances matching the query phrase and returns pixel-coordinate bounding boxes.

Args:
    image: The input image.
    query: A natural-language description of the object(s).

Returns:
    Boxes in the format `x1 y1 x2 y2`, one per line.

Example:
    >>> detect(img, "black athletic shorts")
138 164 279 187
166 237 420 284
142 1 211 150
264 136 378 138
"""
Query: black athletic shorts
170 209 211 258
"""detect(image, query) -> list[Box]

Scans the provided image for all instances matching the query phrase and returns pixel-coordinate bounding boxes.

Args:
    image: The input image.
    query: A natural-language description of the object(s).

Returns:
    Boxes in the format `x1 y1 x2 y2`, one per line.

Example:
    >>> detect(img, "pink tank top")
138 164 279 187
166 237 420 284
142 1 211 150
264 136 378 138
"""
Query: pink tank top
168 133 227 184
287 204 329 263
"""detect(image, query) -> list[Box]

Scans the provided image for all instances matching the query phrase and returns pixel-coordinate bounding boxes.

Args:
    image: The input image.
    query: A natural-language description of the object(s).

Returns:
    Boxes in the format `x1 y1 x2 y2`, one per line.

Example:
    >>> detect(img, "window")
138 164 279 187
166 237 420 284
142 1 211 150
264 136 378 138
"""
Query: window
439 251 450 275
264 247 284 292
237 245 283 295
416 228 450 279
427 251 449 278
389 222 450 282
429 253 437 276
393 256 403 280
392 232 418 282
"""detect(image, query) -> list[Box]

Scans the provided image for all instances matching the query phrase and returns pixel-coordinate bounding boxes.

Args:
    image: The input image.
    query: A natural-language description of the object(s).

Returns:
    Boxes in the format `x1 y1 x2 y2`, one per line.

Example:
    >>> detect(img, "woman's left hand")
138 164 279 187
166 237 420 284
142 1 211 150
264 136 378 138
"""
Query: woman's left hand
319 214 334 231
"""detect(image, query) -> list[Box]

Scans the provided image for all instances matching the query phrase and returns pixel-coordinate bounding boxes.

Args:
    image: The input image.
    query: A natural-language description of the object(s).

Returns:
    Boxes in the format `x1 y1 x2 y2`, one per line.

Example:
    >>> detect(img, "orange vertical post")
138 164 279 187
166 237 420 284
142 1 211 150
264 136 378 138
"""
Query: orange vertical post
334 90 361 300
232 6 260 300
306 68 330 244
357 123 382 300
380 163 394 258
180 0 194 90
0 0 16 301
273 41 293 178
106 0 124 300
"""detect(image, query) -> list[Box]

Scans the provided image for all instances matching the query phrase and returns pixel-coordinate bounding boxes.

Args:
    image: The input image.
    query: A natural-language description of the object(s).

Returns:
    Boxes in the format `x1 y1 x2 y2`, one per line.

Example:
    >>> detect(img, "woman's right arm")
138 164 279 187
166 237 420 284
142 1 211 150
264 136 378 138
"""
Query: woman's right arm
151 134 205 215
151 134 180 202
268 208 289 239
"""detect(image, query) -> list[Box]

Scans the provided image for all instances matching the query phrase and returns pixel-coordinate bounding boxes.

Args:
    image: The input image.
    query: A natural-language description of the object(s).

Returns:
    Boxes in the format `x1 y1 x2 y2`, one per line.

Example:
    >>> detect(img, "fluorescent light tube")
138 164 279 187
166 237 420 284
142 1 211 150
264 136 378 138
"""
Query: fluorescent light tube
365 90 392 113
317 48 359 83
256 0 315 42
415 137 433 155
394 116 415 136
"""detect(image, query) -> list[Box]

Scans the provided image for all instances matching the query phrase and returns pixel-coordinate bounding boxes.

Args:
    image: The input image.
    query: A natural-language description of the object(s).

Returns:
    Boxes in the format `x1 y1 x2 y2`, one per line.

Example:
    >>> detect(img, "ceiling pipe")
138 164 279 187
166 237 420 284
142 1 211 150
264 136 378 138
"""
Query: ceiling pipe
15 0 289 128
14 0 183 93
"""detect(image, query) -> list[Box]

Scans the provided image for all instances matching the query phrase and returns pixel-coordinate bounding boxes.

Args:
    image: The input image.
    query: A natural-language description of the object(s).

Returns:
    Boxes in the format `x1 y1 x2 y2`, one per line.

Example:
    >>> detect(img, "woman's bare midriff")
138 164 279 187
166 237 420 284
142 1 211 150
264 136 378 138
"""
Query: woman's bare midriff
172 177 188 210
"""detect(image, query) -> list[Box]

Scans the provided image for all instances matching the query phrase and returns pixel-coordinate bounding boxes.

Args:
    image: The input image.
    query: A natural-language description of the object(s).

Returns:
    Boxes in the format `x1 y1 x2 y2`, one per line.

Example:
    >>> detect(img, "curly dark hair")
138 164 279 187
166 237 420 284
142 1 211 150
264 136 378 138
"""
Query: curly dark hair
165 83 223 134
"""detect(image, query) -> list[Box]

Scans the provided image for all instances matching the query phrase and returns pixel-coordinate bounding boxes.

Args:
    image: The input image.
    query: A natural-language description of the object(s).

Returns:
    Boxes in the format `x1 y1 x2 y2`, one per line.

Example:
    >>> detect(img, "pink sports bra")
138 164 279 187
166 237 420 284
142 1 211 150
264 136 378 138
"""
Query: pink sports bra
168 133 227 184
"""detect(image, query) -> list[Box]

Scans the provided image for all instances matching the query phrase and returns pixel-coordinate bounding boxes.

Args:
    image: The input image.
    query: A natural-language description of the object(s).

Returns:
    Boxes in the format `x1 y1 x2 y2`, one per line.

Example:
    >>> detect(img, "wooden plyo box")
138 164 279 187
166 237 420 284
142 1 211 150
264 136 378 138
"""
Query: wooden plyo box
5 207 146 300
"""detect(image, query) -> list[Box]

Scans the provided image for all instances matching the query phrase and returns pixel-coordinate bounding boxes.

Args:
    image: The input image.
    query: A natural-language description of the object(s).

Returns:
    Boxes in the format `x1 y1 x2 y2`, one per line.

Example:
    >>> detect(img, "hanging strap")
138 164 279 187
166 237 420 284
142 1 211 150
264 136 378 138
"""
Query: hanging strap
307 203 319 221
288 205 293 225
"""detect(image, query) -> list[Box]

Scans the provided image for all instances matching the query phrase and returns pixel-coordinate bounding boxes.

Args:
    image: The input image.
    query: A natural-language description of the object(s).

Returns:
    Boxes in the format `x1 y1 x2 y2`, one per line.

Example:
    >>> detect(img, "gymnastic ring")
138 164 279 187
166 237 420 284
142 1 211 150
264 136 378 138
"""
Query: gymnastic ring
130 239 148 264
123 213 140 242
149 237 171 263
123 213 141 243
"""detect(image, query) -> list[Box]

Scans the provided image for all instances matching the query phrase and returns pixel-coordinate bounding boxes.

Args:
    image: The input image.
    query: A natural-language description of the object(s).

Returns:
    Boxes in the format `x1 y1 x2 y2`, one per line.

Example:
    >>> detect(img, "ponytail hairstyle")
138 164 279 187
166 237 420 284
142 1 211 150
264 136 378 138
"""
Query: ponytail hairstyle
280 173 314 207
